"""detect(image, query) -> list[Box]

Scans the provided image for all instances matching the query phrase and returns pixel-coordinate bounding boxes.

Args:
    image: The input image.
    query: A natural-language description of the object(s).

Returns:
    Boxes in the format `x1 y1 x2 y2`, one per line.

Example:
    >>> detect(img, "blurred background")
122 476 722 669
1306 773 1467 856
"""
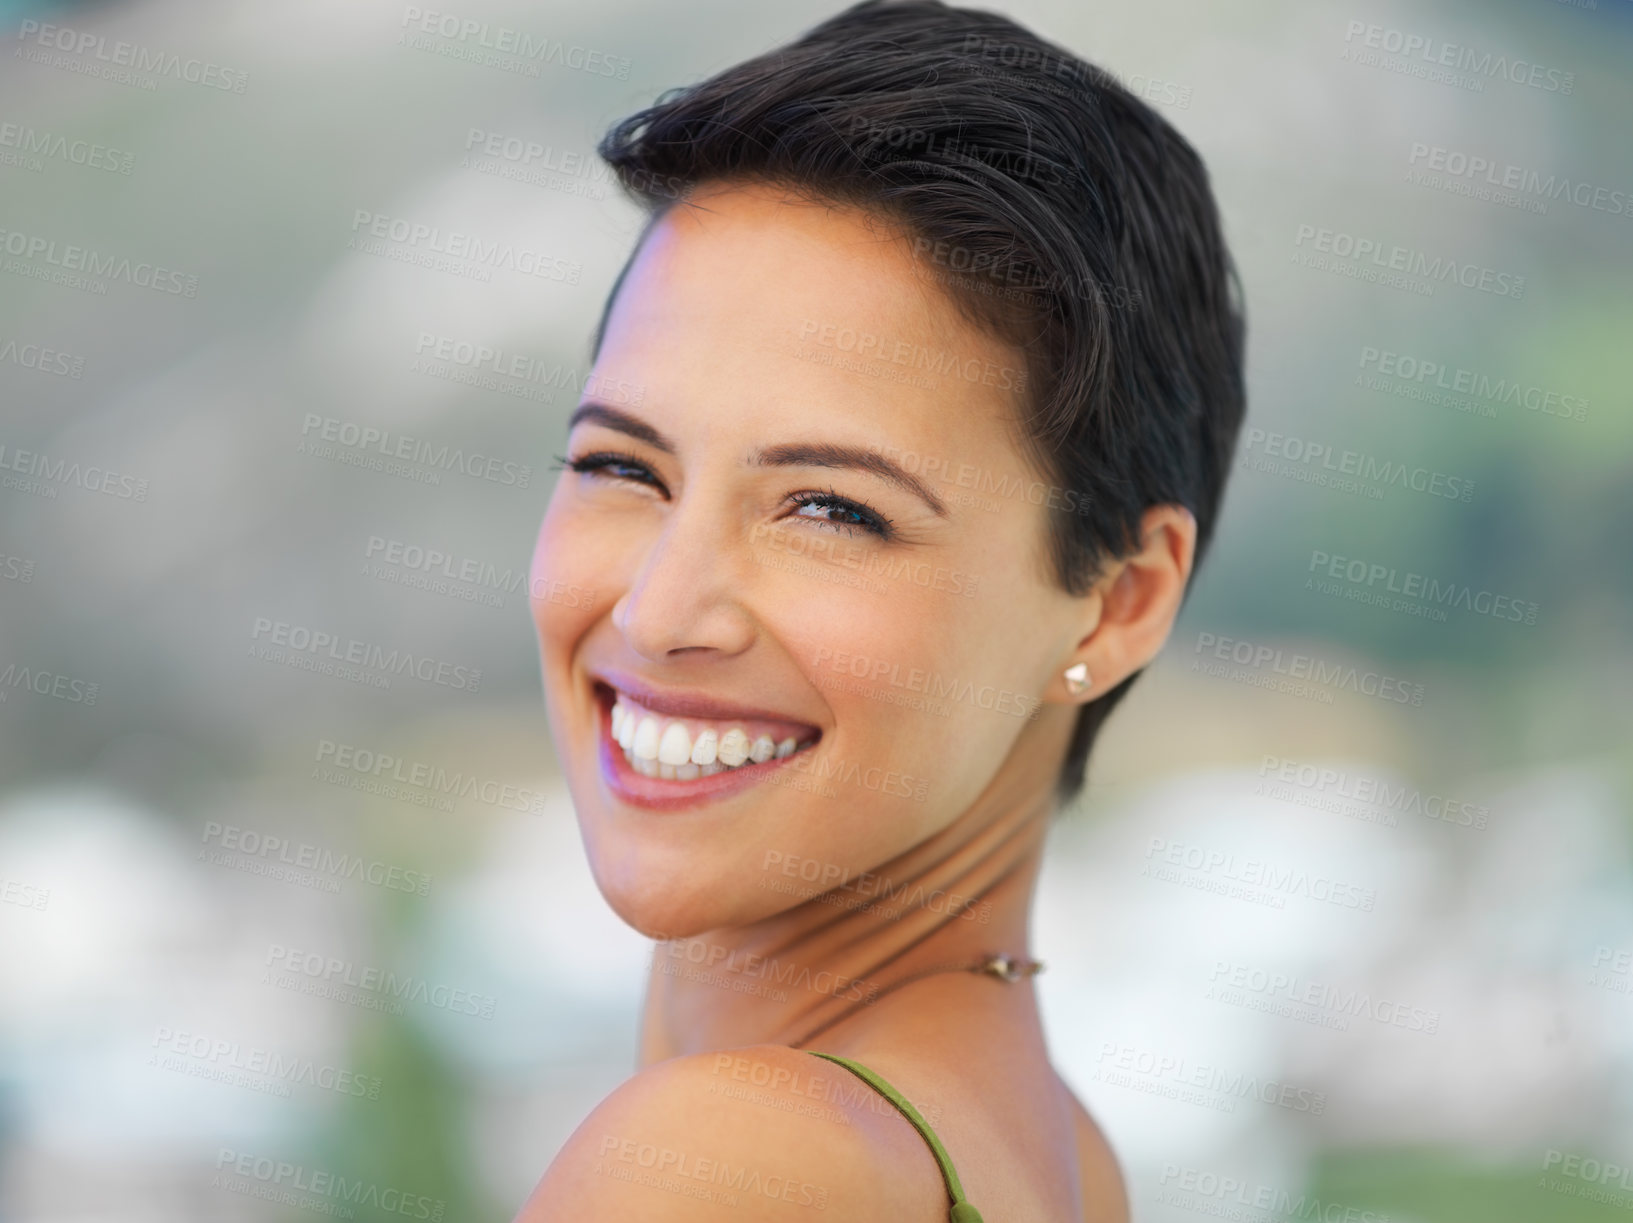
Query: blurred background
1 0 1630 1219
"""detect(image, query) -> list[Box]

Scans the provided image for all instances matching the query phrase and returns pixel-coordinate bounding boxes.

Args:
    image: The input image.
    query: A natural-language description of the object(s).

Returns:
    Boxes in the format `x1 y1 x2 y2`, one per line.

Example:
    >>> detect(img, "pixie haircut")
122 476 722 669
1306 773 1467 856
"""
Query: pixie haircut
590 0 1247 806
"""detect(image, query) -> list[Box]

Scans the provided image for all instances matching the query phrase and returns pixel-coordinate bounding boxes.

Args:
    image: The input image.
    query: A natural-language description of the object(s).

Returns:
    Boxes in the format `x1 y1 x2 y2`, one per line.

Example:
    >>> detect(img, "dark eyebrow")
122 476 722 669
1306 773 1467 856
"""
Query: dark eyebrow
567 402 949 517
567 402 675 453
750 442 948 517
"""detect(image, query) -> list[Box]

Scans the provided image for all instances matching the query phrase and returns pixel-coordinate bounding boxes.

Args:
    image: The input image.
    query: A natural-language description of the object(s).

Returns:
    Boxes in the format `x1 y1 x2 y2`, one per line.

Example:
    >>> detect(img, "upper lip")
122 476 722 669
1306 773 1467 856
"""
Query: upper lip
594 671 820 730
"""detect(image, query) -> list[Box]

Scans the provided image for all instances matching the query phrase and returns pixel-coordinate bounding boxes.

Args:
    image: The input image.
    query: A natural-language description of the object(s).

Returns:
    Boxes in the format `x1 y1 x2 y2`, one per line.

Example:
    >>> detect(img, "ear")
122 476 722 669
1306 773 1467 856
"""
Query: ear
1048 504 1197 702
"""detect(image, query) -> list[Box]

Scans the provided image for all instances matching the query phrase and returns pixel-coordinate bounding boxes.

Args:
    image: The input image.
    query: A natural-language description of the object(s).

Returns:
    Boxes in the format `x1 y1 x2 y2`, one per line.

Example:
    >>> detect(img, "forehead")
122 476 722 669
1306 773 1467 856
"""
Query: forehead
593 181 1029 451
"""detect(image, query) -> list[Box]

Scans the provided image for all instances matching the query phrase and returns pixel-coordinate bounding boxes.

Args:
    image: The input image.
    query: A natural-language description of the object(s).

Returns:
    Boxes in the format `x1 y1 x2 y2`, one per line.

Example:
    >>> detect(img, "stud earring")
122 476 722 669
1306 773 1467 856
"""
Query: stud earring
1063 662 1091 695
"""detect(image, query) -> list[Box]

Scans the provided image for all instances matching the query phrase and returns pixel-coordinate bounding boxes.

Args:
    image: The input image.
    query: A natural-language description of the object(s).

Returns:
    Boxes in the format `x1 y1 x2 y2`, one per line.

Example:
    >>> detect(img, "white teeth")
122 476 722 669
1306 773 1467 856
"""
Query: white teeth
608 697 816 782
632 716 661 761
658 722 692 765
690 728 718 766
717 728 751 767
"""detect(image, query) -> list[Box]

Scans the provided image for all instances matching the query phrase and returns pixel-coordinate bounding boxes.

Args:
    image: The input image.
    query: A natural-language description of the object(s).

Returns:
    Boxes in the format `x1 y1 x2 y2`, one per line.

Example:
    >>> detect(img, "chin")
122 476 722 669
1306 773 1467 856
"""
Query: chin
579 840 739 942
599 884 740 944
590 830 825 943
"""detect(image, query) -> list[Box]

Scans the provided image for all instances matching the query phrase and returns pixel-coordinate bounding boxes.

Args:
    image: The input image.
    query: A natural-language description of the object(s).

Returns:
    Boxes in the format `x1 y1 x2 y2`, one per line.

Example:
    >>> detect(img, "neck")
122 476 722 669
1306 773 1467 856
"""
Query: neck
636 754 1058 1066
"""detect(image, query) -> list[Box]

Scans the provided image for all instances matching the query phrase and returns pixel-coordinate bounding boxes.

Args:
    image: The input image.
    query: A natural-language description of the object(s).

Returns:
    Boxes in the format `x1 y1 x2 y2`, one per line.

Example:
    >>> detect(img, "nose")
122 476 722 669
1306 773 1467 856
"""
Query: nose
611 498 756 660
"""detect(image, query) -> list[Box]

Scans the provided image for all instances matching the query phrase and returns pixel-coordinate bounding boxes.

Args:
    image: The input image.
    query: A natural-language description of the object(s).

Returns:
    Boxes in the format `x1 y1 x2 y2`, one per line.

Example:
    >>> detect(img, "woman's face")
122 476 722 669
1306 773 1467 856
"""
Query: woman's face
530 180 1087 938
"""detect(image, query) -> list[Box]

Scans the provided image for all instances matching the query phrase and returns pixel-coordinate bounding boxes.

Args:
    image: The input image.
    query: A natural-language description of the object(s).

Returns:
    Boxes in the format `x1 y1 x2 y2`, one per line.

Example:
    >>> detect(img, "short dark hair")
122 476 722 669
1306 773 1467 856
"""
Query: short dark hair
592 0 1247 806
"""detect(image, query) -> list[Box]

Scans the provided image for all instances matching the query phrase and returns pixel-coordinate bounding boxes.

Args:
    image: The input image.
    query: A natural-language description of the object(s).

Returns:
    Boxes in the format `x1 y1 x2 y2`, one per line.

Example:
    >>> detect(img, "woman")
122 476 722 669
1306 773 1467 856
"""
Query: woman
520 1 1244 1218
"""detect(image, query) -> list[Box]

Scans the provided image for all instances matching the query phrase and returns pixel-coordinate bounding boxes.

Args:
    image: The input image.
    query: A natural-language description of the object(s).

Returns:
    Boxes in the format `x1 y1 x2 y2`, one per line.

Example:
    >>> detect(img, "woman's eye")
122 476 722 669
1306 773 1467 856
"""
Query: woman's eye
554 451 664 489
786 491 894 540
552 456 893 540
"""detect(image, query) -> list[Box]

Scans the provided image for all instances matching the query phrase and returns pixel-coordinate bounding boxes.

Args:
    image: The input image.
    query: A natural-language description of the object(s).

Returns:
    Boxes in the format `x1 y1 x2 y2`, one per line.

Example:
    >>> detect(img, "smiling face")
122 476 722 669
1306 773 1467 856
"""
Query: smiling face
529 179 1091 939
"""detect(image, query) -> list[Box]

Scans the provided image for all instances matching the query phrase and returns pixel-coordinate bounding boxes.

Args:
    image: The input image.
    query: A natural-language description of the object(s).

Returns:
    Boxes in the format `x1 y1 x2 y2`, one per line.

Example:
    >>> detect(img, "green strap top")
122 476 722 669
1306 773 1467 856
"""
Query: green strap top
805 1051 984 1223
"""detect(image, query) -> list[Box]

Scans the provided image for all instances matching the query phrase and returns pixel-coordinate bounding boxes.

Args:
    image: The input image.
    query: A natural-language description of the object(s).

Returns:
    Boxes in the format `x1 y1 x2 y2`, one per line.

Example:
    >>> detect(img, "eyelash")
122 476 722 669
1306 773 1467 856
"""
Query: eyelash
550 450 897 541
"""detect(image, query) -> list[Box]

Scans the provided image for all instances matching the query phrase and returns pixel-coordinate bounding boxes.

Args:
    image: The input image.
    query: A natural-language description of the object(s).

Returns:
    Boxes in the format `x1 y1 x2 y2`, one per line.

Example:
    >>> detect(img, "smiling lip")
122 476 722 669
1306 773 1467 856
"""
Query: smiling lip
591 671 821 734
589 678 823 811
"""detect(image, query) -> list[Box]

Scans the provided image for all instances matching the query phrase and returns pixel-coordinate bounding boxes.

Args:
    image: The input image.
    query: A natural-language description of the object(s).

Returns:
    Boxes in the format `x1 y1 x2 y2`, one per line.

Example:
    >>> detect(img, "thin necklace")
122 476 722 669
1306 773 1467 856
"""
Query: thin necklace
786 952 1045 1050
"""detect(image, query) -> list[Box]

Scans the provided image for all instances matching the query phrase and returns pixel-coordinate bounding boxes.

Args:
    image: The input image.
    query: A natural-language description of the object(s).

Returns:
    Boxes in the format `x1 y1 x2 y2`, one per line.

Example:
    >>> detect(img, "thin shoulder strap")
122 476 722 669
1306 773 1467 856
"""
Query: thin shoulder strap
805 1050 984 1223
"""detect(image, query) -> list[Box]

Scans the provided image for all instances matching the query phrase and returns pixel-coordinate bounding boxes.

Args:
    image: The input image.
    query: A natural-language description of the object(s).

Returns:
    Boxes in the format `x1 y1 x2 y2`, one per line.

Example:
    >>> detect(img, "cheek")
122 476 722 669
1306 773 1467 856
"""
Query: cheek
528 497 605 654
791 576 1020 809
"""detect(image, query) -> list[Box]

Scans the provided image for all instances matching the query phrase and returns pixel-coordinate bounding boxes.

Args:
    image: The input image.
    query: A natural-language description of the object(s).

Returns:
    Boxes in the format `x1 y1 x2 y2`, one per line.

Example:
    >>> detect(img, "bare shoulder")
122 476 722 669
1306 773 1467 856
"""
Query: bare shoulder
1062 1077 1130 1223
514 1044 948 1223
